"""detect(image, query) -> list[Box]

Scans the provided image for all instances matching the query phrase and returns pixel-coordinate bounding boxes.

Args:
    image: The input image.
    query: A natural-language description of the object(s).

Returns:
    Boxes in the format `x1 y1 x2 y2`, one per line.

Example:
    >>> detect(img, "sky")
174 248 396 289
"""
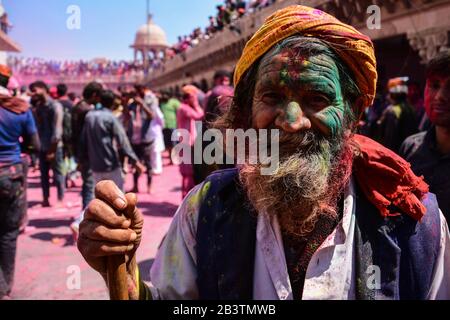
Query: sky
4 0 223 61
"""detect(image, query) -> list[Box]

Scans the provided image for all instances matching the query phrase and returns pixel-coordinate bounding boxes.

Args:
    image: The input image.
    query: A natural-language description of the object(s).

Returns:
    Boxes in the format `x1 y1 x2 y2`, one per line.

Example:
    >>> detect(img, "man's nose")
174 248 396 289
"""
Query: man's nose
274 101 312 133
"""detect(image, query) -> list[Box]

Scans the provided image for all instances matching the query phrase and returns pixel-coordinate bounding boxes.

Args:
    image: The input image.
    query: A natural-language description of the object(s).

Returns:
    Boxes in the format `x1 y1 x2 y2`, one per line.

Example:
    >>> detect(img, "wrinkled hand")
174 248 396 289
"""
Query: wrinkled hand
77 181 144 277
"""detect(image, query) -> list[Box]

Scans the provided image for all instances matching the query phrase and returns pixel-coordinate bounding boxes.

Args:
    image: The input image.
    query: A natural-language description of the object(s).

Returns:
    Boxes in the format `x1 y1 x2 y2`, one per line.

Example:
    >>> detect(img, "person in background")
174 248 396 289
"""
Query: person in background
194 84 235 184
0 13 12 34
30 81 65 207
19 86 30 104
202 70 232 110
111 92 124 120
71 82 102 210
206 16 217 37
69 82 103 241
142 86 165 178
177 85 204 198
80 89 145 191
407 80 429 132
0 65 40 299
49 86 58 100
67 92 80 106
124 86 155 194
160 91 181 165
400 50 450 222
376 77 418 153
56 83 77 188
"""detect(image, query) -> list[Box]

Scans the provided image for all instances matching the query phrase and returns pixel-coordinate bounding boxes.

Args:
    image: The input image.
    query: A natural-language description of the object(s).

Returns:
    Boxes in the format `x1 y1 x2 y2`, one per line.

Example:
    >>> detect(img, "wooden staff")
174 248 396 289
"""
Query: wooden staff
107 199 134 300
107 255 129 300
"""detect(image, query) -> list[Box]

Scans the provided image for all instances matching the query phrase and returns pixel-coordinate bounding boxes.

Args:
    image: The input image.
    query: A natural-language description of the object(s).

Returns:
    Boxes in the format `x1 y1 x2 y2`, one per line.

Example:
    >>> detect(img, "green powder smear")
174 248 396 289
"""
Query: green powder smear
286 101 301 124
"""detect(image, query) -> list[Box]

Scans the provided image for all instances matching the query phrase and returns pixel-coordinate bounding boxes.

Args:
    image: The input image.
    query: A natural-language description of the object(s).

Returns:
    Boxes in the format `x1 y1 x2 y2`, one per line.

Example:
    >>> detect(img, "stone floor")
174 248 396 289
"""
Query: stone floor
11 154 182 300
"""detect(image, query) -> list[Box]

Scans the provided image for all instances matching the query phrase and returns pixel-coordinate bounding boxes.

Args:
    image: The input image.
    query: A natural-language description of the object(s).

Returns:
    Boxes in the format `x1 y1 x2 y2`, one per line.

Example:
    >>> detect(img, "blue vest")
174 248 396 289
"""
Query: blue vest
196 168 442 300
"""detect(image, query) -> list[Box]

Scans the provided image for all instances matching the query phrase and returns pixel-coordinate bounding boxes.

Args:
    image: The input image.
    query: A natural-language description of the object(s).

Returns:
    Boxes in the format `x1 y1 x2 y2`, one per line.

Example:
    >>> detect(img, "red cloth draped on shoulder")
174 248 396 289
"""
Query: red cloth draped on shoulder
351 134 429 222
0 94 29 114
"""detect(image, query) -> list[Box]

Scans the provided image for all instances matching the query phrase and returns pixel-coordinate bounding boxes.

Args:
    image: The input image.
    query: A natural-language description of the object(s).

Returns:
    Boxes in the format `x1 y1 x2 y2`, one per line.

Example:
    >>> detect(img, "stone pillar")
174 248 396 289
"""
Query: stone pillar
142 48 149 69
407 27 449 63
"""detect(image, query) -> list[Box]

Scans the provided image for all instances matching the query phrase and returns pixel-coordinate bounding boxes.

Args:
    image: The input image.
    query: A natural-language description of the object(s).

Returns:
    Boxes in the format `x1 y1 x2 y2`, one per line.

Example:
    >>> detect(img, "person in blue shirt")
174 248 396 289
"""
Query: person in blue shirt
0 65 40 299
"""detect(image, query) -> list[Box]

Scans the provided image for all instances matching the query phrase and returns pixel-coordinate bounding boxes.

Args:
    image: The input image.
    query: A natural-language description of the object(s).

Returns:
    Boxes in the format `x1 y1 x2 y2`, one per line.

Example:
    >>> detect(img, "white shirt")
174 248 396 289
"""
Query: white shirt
148 177 450 300
144 91 165 152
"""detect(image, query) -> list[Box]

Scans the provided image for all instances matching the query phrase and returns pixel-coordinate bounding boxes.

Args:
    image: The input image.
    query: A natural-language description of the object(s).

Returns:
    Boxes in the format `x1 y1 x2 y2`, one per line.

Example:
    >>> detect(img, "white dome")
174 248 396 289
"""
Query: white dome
132 16 169 50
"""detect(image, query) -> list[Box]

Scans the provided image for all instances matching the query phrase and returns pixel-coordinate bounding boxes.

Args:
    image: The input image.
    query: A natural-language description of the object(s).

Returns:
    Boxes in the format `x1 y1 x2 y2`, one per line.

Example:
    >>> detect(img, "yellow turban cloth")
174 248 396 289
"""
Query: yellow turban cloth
234 5 378 110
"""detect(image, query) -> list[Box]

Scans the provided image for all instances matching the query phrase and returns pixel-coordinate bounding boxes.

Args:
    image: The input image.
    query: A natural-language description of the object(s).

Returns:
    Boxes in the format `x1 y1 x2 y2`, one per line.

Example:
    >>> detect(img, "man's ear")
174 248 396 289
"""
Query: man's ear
352 96 366 117
348 96 366 132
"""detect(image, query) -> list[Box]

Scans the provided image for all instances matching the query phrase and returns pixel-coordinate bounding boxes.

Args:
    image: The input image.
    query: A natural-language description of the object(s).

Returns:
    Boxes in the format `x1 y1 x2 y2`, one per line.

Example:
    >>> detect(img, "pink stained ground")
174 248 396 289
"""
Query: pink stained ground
12 153 182 300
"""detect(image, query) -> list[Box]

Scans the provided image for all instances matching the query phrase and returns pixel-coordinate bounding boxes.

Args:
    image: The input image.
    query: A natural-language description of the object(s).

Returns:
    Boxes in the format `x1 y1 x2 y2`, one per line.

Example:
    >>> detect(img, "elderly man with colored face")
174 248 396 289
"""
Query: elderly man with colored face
77 6 450 300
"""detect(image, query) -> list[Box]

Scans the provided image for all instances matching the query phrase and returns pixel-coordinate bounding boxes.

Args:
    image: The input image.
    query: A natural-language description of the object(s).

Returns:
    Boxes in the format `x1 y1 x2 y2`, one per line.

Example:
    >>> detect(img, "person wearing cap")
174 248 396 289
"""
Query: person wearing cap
400 50 450 224
77 6 450 300
0 65 40 299
376 77 418 153
159 91 181 165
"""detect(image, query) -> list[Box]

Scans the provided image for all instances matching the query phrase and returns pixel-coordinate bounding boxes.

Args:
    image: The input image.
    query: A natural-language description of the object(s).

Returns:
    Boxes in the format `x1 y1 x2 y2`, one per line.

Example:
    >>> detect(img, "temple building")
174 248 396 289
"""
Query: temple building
130 14 169 71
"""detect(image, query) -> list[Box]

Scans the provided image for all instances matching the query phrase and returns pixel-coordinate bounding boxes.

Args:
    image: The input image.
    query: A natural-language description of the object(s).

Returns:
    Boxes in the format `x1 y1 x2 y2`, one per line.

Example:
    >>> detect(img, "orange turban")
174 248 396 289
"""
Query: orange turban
0 64 12 78
234 5 377 110
182 85 199 96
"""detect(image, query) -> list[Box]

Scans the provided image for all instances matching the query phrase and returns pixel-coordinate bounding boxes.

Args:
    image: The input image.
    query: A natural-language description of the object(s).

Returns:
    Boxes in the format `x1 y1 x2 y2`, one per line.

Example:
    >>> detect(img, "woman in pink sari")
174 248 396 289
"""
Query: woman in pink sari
176 85 204 198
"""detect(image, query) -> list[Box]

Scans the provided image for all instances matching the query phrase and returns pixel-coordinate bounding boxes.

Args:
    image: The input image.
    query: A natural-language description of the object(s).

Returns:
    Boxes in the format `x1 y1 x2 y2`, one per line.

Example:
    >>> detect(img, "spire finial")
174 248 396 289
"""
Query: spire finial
146 0 151 23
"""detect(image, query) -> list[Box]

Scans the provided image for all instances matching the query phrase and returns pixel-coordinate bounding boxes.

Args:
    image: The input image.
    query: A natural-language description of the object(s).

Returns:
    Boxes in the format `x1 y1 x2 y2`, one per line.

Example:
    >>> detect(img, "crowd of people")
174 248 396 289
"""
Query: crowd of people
171 0 277 56
7 57 146 78
0 64 236 299
7 1 279 77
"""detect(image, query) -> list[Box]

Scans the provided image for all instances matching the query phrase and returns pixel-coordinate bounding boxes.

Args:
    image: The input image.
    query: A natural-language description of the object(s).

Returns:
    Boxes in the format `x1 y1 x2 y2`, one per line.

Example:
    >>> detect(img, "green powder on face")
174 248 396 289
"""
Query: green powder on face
286 101 301 123
317 106 346 138
280 68 289 86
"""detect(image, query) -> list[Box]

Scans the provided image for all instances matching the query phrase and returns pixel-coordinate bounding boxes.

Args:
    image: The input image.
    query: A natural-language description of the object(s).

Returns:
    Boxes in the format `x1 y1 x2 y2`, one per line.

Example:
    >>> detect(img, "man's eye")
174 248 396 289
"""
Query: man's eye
262 92 283 103
307 95 330 108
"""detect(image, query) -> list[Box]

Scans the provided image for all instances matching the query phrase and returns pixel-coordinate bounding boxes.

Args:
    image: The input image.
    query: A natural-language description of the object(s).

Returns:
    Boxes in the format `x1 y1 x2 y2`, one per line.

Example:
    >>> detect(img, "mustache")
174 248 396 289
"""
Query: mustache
275 130 336 158
240 131 353 238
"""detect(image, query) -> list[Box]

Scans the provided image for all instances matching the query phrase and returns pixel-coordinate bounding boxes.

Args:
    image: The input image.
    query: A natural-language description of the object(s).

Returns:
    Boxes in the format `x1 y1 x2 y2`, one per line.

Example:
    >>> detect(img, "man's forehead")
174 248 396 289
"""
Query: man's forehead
259 46 304 68
257 46 340 83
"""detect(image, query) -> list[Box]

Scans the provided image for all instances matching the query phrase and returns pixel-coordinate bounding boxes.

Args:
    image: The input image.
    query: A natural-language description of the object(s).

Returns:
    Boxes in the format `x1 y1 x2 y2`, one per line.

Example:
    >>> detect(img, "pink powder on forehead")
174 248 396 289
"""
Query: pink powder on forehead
312 9 326 16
